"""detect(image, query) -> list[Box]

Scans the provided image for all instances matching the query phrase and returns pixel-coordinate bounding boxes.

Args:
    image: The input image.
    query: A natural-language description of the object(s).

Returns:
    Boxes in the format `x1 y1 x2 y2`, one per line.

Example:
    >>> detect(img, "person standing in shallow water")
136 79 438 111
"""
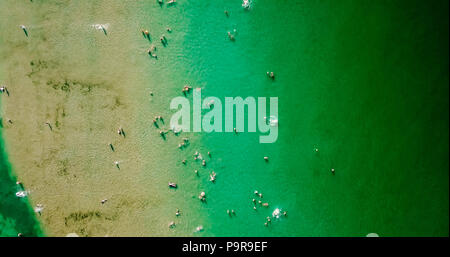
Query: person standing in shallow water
20 25 28 37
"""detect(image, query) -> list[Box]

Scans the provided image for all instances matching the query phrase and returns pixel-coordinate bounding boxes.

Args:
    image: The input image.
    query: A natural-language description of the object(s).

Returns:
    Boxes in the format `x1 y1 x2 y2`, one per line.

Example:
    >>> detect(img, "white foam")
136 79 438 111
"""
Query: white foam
15 190 28 198
92 23 109 31
242 0 252 9
272 208 281 218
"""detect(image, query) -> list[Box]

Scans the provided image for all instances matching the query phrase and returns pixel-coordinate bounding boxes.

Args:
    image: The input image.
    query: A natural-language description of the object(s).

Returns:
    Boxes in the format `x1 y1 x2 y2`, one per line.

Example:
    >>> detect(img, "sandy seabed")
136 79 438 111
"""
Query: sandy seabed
0 0 173 236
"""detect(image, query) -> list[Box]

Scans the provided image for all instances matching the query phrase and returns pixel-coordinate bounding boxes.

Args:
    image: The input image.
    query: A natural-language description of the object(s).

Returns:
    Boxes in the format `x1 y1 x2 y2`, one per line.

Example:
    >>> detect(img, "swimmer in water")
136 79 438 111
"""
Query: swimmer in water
266 71 275 80
227 31 235 41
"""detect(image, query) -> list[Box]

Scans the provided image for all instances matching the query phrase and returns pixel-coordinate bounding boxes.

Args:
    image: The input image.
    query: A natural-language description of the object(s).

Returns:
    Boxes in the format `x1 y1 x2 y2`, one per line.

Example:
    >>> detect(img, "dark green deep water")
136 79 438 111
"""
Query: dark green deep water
0 0 448 236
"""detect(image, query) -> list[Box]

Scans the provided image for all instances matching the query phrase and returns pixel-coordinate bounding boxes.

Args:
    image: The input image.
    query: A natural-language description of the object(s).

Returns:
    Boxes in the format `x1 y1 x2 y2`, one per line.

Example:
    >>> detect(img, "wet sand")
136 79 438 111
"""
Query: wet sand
0 0 170 236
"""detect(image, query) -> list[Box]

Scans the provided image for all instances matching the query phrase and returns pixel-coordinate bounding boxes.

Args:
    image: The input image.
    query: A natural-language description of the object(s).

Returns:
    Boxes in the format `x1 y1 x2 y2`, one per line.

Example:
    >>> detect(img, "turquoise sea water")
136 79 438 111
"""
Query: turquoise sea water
134 0 448 236
0 0 448 236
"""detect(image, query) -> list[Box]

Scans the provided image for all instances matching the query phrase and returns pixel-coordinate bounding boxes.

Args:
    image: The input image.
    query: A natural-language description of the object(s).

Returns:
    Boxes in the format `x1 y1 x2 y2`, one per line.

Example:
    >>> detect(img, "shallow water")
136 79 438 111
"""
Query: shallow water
0 0 448 236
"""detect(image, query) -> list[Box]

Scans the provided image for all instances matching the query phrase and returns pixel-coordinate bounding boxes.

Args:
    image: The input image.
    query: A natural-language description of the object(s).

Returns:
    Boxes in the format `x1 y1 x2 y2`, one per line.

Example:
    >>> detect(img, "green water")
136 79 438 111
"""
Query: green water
0 0 448 236
0 131 42 236
146 0 448 236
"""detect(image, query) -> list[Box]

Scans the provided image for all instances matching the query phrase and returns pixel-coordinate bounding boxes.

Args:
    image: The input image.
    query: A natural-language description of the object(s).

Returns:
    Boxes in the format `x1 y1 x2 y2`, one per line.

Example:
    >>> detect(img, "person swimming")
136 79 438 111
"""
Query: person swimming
199 192 206 201
242 0 251 9
209 171 216 182
227 31 235 41
45 122 53 131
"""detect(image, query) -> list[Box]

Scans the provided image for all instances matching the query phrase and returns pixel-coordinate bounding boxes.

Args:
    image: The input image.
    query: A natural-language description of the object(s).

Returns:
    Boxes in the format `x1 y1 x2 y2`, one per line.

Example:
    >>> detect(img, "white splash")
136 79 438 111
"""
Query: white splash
15 190 28 198
269 115 278 126
92 23 109 31
272 208 281 218
242 0 252 9
195 225 204 232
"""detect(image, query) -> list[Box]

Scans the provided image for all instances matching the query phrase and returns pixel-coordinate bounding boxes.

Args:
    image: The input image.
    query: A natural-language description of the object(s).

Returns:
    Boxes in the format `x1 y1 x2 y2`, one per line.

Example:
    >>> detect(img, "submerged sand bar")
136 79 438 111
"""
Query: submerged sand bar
0 0 176 236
